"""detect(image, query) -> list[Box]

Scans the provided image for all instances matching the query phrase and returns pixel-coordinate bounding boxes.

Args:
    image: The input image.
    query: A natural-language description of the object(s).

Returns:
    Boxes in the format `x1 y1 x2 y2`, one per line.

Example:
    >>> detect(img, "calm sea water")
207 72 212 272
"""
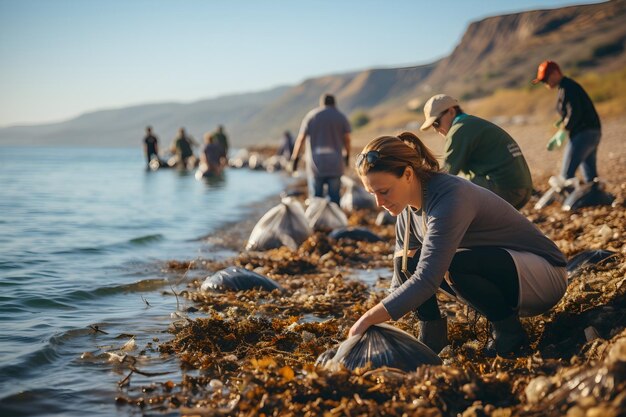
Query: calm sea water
0 147 290 416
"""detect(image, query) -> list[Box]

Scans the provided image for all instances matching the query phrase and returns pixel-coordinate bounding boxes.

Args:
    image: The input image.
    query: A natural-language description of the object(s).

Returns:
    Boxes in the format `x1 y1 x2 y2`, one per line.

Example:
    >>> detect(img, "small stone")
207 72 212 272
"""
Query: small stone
525 376 552 404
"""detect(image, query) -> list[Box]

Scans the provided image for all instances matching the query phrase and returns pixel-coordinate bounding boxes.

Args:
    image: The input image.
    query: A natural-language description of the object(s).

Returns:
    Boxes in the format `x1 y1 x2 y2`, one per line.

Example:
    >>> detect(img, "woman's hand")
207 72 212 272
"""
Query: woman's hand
348 303 392 337
348 315 371 337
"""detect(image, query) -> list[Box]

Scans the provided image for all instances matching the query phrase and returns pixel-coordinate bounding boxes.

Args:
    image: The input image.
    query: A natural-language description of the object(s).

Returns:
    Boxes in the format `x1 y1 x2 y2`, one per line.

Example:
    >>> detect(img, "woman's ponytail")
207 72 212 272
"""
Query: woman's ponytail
357 133 440 178
398 131 439 172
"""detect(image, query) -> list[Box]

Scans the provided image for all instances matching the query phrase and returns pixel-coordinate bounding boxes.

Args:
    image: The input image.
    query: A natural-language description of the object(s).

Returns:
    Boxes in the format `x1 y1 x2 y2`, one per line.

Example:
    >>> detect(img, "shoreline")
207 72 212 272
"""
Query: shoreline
115 123 625 415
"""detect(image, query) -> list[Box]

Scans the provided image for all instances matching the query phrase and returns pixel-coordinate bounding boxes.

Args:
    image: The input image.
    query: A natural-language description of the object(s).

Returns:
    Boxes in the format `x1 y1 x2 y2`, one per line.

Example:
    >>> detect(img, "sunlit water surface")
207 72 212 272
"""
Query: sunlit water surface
0 147 291 416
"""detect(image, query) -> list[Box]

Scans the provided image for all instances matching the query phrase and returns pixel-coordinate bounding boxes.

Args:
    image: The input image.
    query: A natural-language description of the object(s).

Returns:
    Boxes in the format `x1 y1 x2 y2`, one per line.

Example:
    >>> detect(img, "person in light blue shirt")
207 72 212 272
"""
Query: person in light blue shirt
289 94 351 205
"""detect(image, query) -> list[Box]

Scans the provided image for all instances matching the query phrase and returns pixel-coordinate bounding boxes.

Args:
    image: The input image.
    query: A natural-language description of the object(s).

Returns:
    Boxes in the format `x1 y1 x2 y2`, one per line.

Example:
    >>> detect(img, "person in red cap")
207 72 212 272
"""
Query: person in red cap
532 60 602 184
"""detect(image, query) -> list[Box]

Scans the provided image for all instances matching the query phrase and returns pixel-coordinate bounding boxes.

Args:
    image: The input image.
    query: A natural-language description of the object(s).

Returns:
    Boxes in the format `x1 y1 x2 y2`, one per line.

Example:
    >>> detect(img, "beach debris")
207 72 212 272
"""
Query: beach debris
89 324 109 334
525 375 554 404
562 179 615 211
245 197 312 251
534 176 614 211
263 155 288 172
330 226 382 242
141 295 151 307
121 338 137 351
228 149 249 168
247 152 265 170
584 326 601 342
597 224 613 243
106 352 127 363
340 176 377 211
566 249 616 279
316 323 442 372
304 197 348 231
118 361 173 388
200 267 284 292
528 333 626 415
535 175 576 209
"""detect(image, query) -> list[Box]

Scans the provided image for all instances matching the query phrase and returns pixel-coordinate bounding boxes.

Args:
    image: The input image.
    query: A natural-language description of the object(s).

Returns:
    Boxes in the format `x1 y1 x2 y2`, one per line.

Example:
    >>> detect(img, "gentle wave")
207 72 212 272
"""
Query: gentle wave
128 234 165 245
51 234 165 255
1 325 132 389
0 259 47 270
0 388 70 416
15 297 76 311
60 278 171 301
0 278 171 315
0 342 63 381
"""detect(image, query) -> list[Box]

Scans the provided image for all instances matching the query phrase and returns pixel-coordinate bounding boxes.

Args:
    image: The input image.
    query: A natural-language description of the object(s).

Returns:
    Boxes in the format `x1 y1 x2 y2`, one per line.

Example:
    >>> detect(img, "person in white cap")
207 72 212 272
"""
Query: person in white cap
420 94 533 210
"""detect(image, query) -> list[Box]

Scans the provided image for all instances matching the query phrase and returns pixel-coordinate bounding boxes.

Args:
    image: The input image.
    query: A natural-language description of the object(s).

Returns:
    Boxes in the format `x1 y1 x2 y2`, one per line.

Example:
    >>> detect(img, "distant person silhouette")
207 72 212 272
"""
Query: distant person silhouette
277 130 295 159
200 132 226 176
143 126 159 167
170 127 197 168
532 60 602 184
420 94 533 210
289 94 351 205
210 125 229 160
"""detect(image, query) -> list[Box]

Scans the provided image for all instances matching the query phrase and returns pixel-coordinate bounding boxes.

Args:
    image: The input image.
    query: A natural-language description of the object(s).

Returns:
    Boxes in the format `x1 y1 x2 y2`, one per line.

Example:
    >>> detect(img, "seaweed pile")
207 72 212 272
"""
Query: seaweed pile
111 174 625 416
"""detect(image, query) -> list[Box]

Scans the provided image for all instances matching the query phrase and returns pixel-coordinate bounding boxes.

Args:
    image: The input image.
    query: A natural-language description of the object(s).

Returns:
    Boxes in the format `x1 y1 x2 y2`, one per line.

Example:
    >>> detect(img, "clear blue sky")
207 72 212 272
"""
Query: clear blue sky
0 0 601 127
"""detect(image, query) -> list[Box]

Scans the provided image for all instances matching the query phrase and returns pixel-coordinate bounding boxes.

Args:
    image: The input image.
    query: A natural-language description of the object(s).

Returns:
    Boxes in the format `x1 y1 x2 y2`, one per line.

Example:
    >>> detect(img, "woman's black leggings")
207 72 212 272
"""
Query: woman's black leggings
397 247 519 322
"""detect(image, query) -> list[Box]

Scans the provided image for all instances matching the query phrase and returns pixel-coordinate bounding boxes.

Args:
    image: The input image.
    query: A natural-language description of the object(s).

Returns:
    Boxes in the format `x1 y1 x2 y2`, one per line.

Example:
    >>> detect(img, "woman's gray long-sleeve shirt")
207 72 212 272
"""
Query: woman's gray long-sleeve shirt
382 173 566 321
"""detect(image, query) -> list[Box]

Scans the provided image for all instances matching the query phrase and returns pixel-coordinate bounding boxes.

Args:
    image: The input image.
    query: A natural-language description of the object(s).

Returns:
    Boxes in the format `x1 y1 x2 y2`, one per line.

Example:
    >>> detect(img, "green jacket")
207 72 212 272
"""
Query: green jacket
445 114 532 190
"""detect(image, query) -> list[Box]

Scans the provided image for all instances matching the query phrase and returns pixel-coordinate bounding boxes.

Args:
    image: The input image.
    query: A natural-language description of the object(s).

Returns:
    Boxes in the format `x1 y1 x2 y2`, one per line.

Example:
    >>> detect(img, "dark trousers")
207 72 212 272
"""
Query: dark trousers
398 247 520 322
146 150 157 165
309 176 341 205
561 129 601 183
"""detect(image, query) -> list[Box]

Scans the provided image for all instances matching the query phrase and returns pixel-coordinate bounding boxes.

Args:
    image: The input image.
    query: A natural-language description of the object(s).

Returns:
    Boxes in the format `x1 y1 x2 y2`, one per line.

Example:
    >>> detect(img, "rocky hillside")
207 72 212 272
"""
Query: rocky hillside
1 0 624 148
422 0 626 101
236 64 435 144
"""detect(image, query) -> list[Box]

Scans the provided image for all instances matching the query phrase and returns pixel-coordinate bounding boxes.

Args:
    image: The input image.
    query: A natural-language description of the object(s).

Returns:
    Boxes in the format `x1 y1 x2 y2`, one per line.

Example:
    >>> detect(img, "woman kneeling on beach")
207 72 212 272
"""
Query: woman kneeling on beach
348 133 567 357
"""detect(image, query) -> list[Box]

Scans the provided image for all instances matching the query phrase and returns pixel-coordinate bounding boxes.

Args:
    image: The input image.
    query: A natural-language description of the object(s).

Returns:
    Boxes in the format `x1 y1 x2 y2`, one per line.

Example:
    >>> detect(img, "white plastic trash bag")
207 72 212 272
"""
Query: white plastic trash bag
316 323 442 372
305 197 348 231
263 155 288 172
340 176 377 212
246 197 312 251
228 149 249 168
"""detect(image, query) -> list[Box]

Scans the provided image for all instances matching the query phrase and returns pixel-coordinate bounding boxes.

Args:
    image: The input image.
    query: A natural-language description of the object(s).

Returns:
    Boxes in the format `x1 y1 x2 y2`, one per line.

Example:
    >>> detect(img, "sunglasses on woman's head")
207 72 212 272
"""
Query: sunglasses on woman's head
356 150 381 168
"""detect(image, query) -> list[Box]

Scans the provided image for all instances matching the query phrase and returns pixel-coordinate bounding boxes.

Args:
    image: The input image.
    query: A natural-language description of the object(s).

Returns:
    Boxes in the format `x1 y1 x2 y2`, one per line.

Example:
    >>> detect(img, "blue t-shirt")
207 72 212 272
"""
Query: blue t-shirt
203 143 223 167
